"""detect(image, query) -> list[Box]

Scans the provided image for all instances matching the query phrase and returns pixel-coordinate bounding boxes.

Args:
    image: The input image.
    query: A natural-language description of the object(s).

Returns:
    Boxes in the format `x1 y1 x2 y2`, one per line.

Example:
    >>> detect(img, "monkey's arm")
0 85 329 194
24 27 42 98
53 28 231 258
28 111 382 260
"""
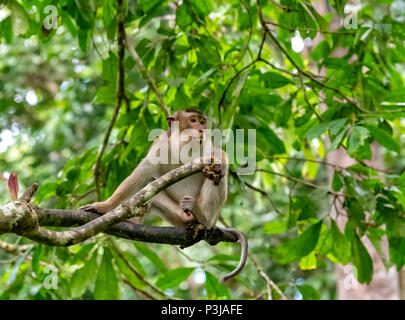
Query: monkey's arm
192 150 228 229
81 157 157 213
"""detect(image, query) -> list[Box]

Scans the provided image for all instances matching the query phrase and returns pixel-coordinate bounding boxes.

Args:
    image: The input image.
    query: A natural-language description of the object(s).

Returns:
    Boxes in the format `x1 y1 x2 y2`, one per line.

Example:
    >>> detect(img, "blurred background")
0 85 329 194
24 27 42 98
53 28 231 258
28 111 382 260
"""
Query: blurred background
0 0 405 300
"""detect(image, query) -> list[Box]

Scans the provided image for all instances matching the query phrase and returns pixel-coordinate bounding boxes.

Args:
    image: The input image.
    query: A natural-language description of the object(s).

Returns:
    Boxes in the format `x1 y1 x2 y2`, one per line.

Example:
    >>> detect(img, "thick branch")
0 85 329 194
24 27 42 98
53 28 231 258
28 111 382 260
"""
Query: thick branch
34 207 239 247
24 159 205 246
0 159 238 248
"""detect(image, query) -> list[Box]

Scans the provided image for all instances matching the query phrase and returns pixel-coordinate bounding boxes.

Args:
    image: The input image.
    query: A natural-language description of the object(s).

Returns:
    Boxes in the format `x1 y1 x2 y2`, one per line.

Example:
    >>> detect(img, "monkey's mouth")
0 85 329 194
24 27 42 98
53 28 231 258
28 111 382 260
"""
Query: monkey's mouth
191 136 204 143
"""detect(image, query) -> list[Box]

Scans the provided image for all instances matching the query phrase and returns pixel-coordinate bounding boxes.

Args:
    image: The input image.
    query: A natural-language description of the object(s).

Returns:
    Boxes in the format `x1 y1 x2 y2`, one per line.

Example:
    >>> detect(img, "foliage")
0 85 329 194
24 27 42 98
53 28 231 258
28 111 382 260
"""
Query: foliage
0 0 405 300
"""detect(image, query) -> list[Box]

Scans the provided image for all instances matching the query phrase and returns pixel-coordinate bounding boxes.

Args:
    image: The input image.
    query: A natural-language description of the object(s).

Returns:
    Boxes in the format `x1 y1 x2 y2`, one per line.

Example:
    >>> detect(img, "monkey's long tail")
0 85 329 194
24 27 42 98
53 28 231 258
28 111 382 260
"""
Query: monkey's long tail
219 228 248 284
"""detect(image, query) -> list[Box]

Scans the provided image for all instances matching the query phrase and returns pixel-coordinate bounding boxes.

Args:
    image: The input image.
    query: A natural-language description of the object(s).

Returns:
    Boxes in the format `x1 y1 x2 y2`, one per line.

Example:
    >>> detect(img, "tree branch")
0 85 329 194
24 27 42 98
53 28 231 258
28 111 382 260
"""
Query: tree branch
125 37 170 117
0 159 240 249
94 0 130 200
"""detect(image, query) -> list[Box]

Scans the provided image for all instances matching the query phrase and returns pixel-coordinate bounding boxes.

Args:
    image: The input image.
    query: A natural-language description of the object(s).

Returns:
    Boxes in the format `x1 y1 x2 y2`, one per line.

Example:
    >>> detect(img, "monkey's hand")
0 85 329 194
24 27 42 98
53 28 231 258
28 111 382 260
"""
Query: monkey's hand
79 202 113 214
202 157 226 185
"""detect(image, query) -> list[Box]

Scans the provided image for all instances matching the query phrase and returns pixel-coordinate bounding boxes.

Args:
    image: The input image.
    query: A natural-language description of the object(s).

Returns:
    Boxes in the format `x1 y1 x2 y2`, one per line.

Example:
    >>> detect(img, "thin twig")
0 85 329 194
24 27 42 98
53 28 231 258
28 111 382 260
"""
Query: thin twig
265 20 356 35
256 0 369 114
123 279 158 300
125 38 170 116
298 72 323 122
250 254 287 300
267 0 294 12
256 168 348 198
229 169 283 216
94 0 129 200
109 239 179 300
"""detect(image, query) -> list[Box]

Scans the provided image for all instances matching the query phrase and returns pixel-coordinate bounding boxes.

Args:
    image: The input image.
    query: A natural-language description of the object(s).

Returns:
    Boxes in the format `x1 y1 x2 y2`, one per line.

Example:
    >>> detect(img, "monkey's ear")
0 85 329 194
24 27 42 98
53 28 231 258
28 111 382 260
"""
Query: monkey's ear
166 116 175 137
166 116 175 127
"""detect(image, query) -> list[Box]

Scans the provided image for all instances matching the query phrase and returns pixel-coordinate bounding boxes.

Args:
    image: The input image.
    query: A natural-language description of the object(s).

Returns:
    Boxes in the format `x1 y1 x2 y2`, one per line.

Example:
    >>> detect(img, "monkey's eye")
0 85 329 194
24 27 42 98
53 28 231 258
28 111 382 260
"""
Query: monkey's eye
200 121 205 125
190 118 197 123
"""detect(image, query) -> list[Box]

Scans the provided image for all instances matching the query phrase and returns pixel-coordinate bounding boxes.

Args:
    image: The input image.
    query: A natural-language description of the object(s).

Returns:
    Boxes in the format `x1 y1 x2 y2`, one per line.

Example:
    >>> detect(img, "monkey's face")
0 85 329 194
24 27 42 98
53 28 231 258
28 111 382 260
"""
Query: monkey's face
171 111 207 143
184 112 207 141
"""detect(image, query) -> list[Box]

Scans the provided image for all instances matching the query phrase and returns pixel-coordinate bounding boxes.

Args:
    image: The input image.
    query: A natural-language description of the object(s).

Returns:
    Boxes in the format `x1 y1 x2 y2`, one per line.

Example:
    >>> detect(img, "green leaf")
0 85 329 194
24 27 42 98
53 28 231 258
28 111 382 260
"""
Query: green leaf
111 252 146 290
8 0 29 36
121 251 146 276
71 243 96 263
304 3 332 47
140 0 167 13
290 195 318 224
0 17 13 43
102 0 116 29
328 127 347 152
316 225 333 256
296 221 323 258
351 235 373 284
205 271 230 299
275 221 322 264
208 254 241 262
264 220 288 235
384 87 405 102
346 164 377 176
329 118 348 136
177 3 192 29
31 245 42 275
322 57 346 69
102 52 118 85
388 237 405 270
6 246 32 285
299 252 317 270
332 171 343 192
156 267 194 290
192 0 213 17
71 250 98 298
397 171 405 185
257 127 286 155
305 121 330 140
297 284 320 300
330 221 351 264
133 243 167 273
95 85 116 105
365 125 400 153
78 28 91 53
94 248 119 300
260 72 293 89
347 126 372 160
35 182 58 203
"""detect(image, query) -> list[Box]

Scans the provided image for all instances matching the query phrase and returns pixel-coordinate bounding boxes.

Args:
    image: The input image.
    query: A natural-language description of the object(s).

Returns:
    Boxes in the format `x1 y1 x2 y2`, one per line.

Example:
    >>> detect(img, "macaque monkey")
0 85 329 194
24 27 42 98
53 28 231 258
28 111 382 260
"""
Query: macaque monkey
80 108 247 282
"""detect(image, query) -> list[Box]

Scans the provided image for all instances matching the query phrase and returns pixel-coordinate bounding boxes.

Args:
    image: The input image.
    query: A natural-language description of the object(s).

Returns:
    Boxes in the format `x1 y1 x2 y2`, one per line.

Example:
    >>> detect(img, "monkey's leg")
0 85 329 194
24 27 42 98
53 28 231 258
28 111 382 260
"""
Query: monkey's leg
149 191 196 227
80 157 158 214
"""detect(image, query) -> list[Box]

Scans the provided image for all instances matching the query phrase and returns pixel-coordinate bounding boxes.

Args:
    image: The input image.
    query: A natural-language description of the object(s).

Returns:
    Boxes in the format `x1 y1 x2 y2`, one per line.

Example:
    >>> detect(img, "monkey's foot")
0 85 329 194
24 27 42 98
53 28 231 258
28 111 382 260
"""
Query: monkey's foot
202 161 225 185
181 195 195 216
79 204 102 214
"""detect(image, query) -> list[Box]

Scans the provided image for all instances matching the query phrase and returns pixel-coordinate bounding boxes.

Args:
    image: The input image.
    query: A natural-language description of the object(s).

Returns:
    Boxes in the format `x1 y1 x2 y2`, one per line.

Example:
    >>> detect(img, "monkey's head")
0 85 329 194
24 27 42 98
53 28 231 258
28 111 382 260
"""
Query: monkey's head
167 108 207 143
